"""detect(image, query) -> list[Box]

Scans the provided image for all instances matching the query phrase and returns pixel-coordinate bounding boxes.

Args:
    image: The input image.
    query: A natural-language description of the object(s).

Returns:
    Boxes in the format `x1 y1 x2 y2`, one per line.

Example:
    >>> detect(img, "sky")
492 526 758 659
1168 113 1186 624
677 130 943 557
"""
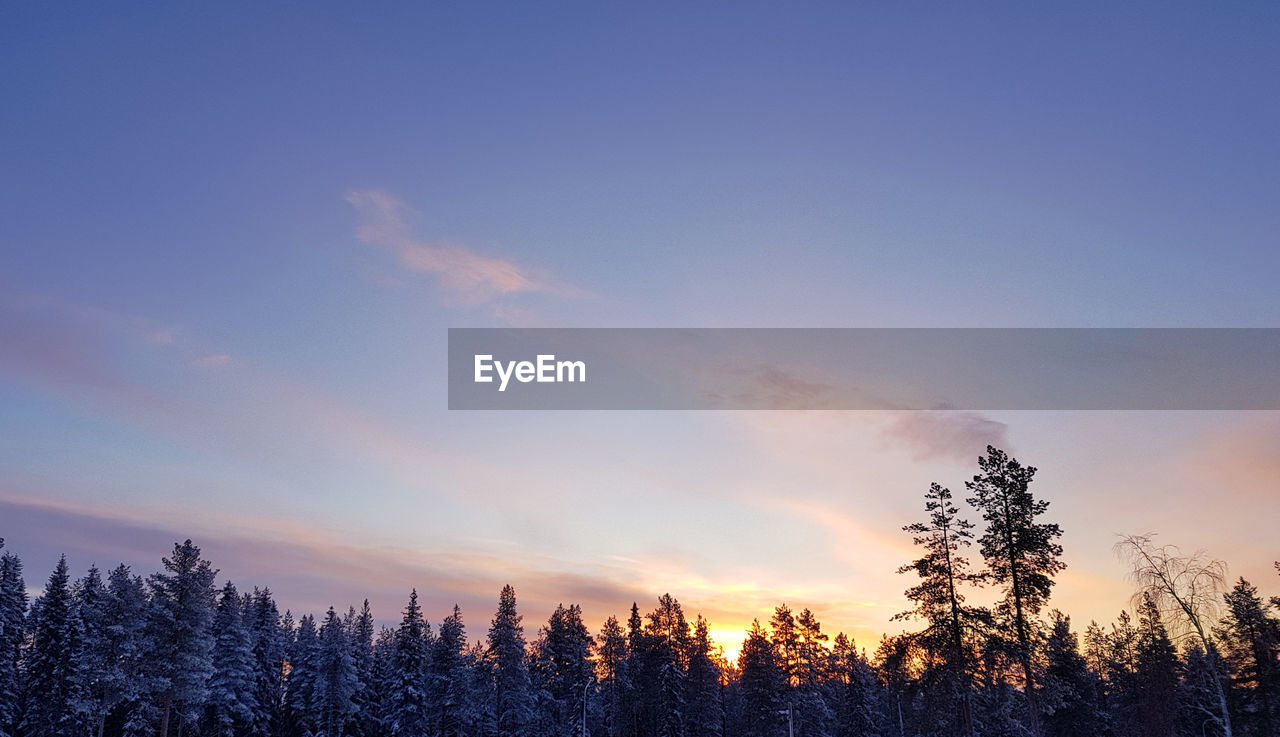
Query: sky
2 2 1279 658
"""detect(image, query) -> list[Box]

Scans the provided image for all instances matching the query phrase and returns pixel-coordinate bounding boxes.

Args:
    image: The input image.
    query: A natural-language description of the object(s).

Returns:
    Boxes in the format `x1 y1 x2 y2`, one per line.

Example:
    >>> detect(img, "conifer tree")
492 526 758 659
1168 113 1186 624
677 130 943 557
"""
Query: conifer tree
146 539 217 737
286 614 319 736
72 565 114 737
596 615 630 737
314 607 358 737
737 620 783 737
0 541 27 737
1218 577 1279 737
248 588 285 737
431 604 468 737
1134 594 1181 737
205 581 258 737
533 603 595 737
896 482 987 737
348 599 378 737
685 615 724 737
488 585 534 737
1041 611 1104 737
388 590 430 737
21 556 83 737
828 633 882 737
966 447 1064 737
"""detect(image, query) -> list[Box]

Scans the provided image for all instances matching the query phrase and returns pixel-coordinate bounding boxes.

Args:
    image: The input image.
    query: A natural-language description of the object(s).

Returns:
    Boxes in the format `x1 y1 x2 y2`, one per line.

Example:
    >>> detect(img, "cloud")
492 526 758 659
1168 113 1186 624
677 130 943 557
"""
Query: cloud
0 491 890 650
878 411 1010 461
191 353 232 368
345 189 584 308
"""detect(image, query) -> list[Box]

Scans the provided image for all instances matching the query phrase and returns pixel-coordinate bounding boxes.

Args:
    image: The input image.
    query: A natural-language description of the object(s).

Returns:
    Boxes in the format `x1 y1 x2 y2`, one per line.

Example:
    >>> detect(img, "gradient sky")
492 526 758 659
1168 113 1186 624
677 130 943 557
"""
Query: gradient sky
2 3 1279 657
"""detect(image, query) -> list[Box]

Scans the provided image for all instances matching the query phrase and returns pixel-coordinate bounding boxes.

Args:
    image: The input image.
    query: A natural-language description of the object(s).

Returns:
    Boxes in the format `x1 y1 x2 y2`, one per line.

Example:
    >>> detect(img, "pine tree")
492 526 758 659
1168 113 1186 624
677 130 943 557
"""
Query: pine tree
1134 594 1180 737
685 616 724 737
348 600 378 737
75 564 145 737
828 633 882 737
205 581 258 737
314 607 358 737
533 603 595 737
792 609 833 737
1040 611 1104 737
488 585 534 737
368 626 397 736
248 588 286 737
146 539 218 737
388 591 431 737
596 615 630 737
1218 577 1280 737
431 604 468 737
104 565 152 737
966 446 1064 737
285 614 319 736
646 595 688 737
21 555 83 737
0 541 27 737
895 482 987 737
736 620 783 737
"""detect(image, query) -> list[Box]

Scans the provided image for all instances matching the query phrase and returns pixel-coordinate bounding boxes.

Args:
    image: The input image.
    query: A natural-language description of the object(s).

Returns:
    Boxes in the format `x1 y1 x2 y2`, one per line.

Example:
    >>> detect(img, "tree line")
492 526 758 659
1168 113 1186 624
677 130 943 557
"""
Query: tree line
0 446 1277 737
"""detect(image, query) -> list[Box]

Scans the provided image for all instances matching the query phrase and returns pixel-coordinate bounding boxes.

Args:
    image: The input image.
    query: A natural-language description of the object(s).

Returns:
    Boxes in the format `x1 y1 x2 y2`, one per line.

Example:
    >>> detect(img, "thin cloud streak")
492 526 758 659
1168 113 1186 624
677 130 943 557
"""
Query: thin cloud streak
345 189 586 308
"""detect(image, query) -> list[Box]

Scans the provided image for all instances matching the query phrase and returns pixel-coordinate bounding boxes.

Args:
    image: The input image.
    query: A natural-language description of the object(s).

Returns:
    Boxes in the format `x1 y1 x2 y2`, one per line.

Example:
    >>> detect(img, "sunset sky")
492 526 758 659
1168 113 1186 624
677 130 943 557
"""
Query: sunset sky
2 3 1279 657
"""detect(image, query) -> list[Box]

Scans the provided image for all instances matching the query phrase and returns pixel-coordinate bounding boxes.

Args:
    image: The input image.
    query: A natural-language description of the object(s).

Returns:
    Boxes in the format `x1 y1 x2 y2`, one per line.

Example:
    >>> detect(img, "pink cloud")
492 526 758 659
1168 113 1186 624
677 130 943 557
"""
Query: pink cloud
345 189 585 308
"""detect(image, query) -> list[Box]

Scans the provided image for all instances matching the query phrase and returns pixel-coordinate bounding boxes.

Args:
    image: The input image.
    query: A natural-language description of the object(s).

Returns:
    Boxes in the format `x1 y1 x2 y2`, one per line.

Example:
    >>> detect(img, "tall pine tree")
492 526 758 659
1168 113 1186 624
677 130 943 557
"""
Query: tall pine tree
966 446 1064 737
21 556 83 737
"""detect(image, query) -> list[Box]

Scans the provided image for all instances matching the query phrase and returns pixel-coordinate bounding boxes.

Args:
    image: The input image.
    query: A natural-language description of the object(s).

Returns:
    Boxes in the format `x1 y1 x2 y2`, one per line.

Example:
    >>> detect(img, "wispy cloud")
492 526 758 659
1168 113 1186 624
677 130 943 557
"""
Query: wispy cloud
191 353 232 368
345 189 585 309
878 411 1010 461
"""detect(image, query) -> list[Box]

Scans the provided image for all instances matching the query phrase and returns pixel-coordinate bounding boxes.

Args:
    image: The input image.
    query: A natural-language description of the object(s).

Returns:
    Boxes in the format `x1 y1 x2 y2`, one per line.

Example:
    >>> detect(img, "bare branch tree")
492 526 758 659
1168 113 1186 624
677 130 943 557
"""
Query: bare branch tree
1115 533 1232 737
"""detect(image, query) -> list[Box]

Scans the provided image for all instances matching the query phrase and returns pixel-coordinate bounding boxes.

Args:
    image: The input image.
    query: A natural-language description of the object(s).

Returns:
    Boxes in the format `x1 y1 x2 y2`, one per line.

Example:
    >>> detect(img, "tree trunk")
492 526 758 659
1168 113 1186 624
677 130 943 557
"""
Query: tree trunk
158 691 172 737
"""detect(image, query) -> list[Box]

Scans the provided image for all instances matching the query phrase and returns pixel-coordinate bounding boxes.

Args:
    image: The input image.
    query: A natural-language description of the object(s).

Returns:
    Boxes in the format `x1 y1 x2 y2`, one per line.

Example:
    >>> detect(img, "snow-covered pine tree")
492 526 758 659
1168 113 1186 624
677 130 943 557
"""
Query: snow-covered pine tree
1040 611 1104 737
369 626 397 735
532 603 595 737
487 585 535 737
205 581 258 737
0 540 26 737
595 615 629 737
684 615 724 737
72 565 113 737
285 613 320 736
430 604 467 737
348 599 377 737
1218 577 1280 737
1134 593 1182 737
248 587 285 737
388 590 431 737
21 555 84 737
827 633 883 737
313 606 358 737
103 565 152 737
647 595 688 737
462 639 496 737
145 539 218 737
736 620 783 737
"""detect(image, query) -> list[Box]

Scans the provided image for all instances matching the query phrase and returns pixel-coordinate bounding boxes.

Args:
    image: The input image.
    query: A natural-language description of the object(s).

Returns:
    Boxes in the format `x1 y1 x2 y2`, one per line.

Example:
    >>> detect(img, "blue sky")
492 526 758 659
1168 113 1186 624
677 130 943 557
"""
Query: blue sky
2 3 1279 652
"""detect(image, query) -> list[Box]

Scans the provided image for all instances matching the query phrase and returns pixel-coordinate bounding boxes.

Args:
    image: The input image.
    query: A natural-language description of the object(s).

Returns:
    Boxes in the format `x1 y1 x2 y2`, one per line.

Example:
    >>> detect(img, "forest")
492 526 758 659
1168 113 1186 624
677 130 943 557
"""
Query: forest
0 446 1276 737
